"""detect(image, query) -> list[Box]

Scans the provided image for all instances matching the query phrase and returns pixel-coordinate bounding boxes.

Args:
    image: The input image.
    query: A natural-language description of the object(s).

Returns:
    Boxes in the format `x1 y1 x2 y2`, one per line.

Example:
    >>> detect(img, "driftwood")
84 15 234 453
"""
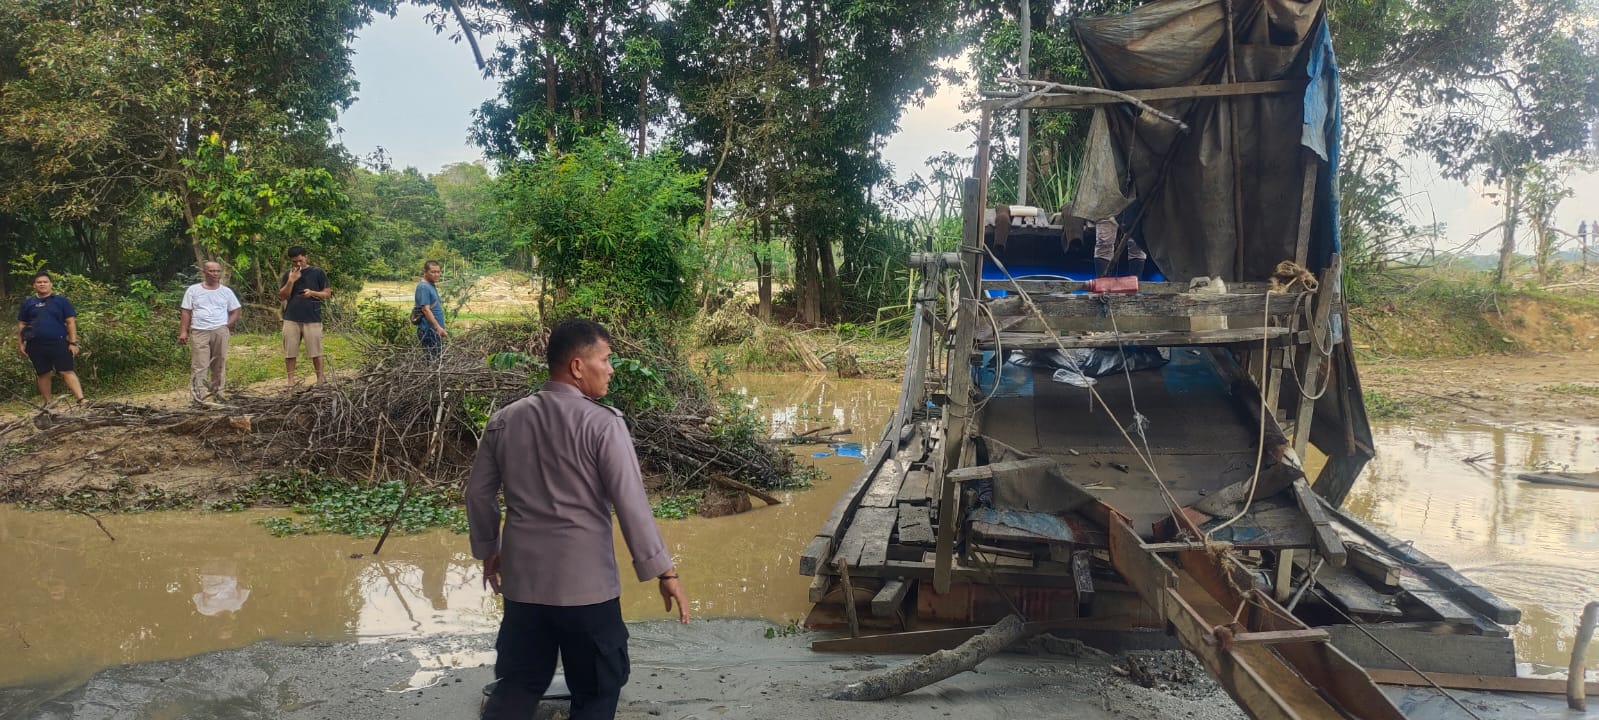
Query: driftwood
830 614 1027 701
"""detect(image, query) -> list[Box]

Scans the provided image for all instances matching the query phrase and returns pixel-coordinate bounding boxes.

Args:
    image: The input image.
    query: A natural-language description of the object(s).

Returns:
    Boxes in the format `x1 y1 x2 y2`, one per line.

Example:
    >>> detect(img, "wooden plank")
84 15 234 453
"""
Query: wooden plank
837 506 898 571
976 326 1293 350
1011 79 1301 110
1164 576 1359 719
807 572 832 603
987 290 1309 319
836 558 861 638
1291 478 1346 567
1301 558 1403 618
799 438 895 575
1292 255 1339 458
1345 543 1401 589
871 579 911 618
1367 669 1599 696
799 536 831 577
980 279 1277 294
1324 624 1518 676
895 503 935 545
1319 498 1523 625
945 457 1055 483
1072 550 1094 614
1398 574 1479 624
858 459 909 509
1222 628 1330 647
896 469 934 504
1293 152 1318 268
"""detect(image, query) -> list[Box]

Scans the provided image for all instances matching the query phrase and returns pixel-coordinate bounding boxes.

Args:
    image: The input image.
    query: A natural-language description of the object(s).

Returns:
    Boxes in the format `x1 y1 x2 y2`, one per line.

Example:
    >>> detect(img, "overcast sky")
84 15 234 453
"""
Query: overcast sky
337 5 1597 256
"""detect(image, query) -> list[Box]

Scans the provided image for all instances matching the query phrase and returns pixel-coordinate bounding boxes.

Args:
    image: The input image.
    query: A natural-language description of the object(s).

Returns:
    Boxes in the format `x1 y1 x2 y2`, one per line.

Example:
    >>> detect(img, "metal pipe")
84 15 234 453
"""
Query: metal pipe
1571 600 1599 710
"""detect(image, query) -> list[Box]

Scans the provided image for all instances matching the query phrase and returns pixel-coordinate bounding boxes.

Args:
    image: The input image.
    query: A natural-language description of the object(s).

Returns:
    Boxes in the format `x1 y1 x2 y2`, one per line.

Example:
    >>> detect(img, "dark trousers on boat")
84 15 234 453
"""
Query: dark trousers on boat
482 597 630 720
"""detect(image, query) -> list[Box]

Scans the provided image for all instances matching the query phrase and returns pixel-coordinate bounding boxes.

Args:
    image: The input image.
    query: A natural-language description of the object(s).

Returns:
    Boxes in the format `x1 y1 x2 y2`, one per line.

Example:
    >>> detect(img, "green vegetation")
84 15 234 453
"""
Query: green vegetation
1363 390 1427 420
651 493 703 520
257 479 467 538
1545 384 1599 398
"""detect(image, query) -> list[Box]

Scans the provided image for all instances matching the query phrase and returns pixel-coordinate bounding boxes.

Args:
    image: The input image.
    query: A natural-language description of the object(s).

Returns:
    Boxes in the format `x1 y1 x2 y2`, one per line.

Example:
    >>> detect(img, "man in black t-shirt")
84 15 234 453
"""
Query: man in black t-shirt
277 246 332 388
15 272 86 406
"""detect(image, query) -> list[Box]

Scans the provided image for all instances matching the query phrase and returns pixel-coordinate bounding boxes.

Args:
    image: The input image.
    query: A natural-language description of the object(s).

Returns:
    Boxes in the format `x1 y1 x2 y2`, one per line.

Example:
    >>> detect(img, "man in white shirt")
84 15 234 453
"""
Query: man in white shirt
179 261 242 404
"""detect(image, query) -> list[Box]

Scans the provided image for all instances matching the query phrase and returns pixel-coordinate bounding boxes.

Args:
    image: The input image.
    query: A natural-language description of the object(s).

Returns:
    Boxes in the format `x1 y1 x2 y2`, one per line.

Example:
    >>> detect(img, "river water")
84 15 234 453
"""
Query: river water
2 374 1596 693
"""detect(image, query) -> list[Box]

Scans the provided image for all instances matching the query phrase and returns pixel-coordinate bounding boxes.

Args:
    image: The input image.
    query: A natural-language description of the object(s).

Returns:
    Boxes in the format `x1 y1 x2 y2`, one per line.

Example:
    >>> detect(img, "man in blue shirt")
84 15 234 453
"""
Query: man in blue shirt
15 272 86 407
414 260 448 354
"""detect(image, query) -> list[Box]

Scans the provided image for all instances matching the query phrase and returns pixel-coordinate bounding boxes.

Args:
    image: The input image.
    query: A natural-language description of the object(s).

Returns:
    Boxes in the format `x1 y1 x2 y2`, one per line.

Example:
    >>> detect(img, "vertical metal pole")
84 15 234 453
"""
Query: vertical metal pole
1017 0 1032 207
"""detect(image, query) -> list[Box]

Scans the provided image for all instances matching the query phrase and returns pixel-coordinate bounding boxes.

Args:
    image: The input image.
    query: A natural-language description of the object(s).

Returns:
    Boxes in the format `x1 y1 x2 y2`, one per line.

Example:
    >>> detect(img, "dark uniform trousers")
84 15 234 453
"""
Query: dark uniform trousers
482 597 630 720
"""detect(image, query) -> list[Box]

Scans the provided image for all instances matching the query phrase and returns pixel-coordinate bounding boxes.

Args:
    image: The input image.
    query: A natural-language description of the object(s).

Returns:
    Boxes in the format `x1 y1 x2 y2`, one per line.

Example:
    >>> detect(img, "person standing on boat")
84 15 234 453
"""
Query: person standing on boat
15 272 86 408
467 318 690 720
1093 215 1147 278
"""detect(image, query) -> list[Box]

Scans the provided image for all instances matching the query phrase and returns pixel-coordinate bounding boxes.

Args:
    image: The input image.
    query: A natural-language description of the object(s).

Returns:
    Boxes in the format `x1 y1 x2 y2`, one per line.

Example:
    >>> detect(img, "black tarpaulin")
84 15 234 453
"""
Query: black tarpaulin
1071 0 1328 283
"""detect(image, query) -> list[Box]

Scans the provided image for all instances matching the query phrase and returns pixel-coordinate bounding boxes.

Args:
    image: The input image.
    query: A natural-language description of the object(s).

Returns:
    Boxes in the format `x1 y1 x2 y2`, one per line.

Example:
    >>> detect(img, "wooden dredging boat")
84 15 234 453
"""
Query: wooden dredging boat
798 2 1553 717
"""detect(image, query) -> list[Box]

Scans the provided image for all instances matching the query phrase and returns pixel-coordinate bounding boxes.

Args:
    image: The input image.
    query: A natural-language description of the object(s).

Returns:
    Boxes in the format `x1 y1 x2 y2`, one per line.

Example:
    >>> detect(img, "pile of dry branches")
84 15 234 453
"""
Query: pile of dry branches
3 323 801 498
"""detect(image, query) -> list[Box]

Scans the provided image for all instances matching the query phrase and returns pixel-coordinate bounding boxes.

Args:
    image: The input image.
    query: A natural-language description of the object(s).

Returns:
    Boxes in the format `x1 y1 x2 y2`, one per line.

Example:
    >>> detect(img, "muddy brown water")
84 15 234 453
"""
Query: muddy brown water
2 374 1596 692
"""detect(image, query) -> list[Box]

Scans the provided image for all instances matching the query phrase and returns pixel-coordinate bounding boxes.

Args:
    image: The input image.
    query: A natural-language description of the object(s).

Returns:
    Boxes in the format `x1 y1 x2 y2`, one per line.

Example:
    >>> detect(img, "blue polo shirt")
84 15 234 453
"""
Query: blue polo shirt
17 294 76 342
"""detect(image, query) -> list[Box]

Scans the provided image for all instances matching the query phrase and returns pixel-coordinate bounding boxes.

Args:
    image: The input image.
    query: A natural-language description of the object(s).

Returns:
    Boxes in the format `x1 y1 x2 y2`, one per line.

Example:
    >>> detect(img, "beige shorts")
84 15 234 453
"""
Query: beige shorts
282 321 324 359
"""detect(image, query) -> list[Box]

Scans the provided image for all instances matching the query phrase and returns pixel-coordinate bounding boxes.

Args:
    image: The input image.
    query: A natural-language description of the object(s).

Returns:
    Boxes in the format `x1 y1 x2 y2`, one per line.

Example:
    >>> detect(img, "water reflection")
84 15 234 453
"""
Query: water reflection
0 374 900 690
1338 422 1599 671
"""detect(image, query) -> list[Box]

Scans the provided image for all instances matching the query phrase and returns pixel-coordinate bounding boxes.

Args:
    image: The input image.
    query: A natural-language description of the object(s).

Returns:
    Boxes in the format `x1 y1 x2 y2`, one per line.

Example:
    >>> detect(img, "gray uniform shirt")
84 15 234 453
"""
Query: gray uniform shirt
466 380 673 606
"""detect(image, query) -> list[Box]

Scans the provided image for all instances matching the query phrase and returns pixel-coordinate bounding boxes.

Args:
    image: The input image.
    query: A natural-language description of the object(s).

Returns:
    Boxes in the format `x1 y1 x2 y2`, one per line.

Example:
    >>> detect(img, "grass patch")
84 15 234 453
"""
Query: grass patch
1545 383 1599 397
1363 390 1424 420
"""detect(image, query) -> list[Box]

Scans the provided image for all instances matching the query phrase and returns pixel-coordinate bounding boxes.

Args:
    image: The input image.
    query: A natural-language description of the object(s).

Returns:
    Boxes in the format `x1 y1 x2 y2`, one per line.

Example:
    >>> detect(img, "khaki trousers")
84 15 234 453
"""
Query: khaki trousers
189 326 230 402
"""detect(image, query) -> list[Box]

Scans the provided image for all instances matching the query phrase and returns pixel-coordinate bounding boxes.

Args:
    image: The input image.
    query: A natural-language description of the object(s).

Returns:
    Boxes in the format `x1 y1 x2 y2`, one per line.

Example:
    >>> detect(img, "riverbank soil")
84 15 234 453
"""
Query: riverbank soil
1361 353 1599 426
1 620 1247 720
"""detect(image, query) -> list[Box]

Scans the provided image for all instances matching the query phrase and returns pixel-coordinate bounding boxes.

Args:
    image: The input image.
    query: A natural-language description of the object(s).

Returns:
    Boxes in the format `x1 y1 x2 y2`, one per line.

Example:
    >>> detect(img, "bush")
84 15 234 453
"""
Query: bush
354 296 414 346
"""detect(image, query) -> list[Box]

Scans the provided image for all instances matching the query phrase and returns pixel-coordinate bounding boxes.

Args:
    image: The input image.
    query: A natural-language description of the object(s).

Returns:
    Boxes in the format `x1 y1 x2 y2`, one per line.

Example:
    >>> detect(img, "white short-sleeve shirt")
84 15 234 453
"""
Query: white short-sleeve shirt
182 284 242 331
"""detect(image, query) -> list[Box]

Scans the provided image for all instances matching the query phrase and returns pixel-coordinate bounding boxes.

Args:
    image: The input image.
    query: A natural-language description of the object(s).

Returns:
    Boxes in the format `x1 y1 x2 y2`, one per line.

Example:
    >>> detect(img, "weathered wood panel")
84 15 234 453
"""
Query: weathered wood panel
1325 624 1517 677
896 504 935 545
871 579 911 618
987 291 1309 319
896 469 934 505
838 506 898 571
978 327 1292 350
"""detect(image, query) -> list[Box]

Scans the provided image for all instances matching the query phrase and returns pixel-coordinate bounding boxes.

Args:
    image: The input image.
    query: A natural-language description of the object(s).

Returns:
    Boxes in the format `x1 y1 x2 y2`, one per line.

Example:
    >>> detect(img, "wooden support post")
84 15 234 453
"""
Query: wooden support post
1274 549 1295 603
837 558 861 638
1293 255 1340 458
1294 153 1318 268
1572 601 1599 710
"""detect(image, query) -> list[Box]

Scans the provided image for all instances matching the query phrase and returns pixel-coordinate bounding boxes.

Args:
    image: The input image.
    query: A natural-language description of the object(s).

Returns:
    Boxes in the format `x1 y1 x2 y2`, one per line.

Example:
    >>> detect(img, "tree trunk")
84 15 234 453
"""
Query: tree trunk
818 236 841 319
543 41 558 148
757 215 773 322
72 221 100 278
829 614 1028 701
636 71 649 155
1496 174 1519 285
106 219 123 279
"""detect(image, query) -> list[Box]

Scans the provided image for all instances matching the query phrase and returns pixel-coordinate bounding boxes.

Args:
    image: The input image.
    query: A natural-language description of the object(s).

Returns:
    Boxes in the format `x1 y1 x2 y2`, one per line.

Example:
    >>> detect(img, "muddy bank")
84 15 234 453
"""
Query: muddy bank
1360 352 1599 426
0 620 1245 720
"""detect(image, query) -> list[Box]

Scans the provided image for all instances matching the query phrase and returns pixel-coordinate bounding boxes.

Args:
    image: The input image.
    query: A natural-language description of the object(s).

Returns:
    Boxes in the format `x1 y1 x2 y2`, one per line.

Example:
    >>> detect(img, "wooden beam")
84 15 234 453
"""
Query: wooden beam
1292 478 1346 567
1366 669 1599 696
945 457 1055 483
987 291 1309 319
1009 79 1300 110
837 558 861 638
977 326 1292 350
1292 255 1340 458
1345 543 1401 589
981 279 1277 294
871 579 912 618
799 438 895 576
